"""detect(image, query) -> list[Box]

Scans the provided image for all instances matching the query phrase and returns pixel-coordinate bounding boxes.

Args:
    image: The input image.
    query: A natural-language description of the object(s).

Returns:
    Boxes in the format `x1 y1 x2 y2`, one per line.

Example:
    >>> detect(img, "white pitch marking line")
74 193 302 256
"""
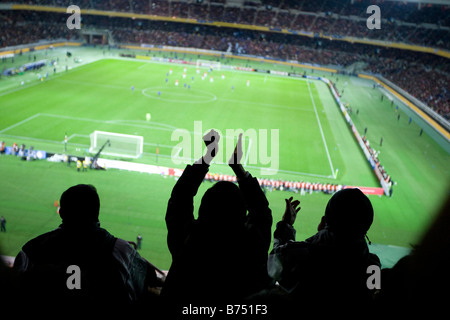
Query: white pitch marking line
64 133 90 143
307 81 336 178
0 113 41 134
244 138 252 166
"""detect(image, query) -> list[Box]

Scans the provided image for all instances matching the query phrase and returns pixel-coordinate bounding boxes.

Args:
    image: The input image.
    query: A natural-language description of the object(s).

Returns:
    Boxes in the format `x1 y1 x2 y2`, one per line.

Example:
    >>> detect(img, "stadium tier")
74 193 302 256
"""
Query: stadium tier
1 3 449 120
0 0 449 313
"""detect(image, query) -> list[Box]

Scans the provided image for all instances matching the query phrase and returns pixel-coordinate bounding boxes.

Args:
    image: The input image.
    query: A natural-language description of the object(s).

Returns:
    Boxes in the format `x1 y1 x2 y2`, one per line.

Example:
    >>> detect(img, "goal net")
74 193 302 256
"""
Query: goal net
89 131 143 159
196 59 221 71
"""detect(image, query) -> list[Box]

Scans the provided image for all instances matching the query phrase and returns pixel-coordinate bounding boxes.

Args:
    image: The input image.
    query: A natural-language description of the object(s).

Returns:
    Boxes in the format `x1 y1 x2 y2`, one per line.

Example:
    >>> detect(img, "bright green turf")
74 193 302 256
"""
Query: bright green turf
0 51 449 270
0 58 376 183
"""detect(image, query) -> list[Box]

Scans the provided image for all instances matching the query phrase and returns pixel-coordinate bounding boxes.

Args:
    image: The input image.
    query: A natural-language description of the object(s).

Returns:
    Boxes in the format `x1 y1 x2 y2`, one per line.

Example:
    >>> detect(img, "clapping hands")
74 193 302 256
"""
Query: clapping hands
200 129 220 165
228 133 243 167
282 197 301 225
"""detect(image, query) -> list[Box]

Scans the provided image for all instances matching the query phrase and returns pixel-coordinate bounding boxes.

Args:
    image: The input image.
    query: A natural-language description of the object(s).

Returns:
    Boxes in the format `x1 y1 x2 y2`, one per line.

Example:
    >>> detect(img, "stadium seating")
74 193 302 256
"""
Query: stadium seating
1 0 448 49
0 2 448 119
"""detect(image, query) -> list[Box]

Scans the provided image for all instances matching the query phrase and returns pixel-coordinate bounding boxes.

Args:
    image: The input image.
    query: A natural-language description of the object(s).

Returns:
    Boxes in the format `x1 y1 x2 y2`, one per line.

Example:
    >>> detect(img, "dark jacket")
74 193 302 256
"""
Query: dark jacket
14 223 151 308
268 221 381 304
162 164 273 302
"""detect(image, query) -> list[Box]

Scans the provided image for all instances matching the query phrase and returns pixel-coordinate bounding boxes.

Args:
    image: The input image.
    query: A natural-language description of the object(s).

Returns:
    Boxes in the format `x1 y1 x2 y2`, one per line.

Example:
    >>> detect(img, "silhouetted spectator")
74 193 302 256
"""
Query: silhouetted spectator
162 131 273 304
13 184 158 310
268 189 380 310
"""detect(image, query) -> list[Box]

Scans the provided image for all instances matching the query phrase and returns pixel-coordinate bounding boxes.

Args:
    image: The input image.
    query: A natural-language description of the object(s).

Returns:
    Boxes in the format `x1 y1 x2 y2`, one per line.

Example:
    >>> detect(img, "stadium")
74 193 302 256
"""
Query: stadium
0 0 449 313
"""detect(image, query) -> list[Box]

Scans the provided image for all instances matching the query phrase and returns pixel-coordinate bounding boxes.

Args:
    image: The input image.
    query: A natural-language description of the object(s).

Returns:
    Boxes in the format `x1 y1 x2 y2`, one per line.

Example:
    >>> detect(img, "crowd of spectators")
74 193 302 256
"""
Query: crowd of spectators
0 141 37 160
4 0 449 26
1 7 449 119
0 10 79 47
361 136 392 189
205 171 344 195
2 0 449 50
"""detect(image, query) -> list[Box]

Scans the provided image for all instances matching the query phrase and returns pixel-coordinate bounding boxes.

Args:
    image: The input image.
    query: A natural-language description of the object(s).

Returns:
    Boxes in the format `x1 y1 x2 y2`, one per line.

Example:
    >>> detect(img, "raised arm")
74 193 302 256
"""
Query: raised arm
268 197 302 290
273 197 301 247
228 134 273 251
165 130 220 255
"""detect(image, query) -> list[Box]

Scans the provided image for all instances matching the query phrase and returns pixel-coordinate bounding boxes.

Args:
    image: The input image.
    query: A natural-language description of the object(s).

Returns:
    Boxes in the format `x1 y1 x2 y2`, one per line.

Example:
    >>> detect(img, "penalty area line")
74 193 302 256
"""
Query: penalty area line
0 113 41 134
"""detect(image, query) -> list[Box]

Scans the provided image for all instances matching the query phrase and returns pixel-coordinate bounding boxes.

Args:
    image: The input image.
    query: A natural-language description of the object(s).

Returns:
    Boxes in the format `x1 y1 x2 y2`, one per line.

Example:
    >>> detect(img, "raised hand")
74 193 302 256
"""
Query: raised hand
282 197 301 225
228 133 243 166
202 129 220 165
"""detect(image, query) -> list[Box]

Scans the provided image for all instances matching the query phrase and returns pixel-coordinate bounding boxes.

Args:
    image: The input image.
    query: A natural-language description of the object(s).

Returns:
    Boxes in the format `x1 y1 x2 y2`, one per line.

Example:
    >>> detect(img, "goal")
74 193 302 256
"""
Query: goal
196 59 221 71
89 131 143 159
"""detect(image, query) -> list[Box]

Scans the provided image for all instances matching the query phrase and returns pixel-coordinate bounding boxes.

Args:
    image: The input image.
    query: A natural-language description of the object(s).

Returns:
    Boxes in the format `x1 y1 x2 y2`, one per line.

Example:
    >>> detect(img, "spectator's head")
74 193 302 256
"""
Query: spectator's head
198 181 246 228
324 188 373 238
59 184 100 226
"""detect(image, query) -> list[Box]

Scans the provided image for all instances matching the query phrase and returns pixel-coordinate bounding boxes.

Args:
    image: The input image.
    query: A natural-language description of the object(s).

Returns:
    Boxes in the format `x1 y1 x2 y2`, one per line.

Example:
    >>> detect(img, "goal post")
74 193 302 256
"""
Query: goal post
89 131 143 159
196 59 221 71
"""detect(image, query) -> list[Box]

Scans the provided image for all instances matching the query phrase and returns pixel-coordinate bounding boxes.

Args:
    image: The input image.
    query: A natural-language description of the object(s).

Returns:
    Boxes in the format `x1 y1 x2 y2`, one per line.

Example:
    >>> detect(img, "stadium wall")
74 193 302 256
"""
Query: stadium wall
0 41 82 57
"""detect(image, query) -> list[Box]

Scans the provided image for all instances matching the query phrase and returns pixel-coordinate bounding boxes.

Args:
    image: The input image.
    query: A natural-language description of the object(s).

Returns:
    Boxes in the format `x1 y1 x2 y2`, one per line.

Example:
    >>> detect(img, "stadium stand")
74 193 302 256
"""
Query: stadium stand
0 1 448 119
1 1 449 315
1 0 449 48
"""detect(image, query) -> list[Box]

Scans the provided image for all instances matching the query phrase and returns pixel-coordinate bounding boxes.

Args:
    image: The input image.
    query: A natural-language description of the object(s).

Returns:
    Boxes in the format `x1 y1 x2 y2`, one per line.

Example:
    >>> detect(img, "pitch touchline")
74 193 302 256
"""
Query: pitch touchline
307 81 336 178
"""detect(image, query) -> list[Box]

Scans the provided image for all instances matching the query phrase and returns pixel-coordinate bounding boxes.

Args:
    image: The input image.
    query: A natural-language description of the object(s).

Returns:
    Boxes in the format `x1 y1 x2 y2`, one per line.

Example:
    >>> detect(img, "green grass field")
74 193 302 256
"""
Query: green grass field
0 48 449 270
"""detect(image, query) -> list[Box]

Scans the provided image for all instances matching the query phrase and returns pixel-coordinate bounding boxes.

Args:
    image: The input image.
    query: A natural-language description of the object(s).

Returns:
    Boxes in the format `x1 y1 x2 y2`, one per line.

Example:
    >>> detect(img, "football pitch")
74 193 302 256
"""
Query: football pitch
0 51 449 270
